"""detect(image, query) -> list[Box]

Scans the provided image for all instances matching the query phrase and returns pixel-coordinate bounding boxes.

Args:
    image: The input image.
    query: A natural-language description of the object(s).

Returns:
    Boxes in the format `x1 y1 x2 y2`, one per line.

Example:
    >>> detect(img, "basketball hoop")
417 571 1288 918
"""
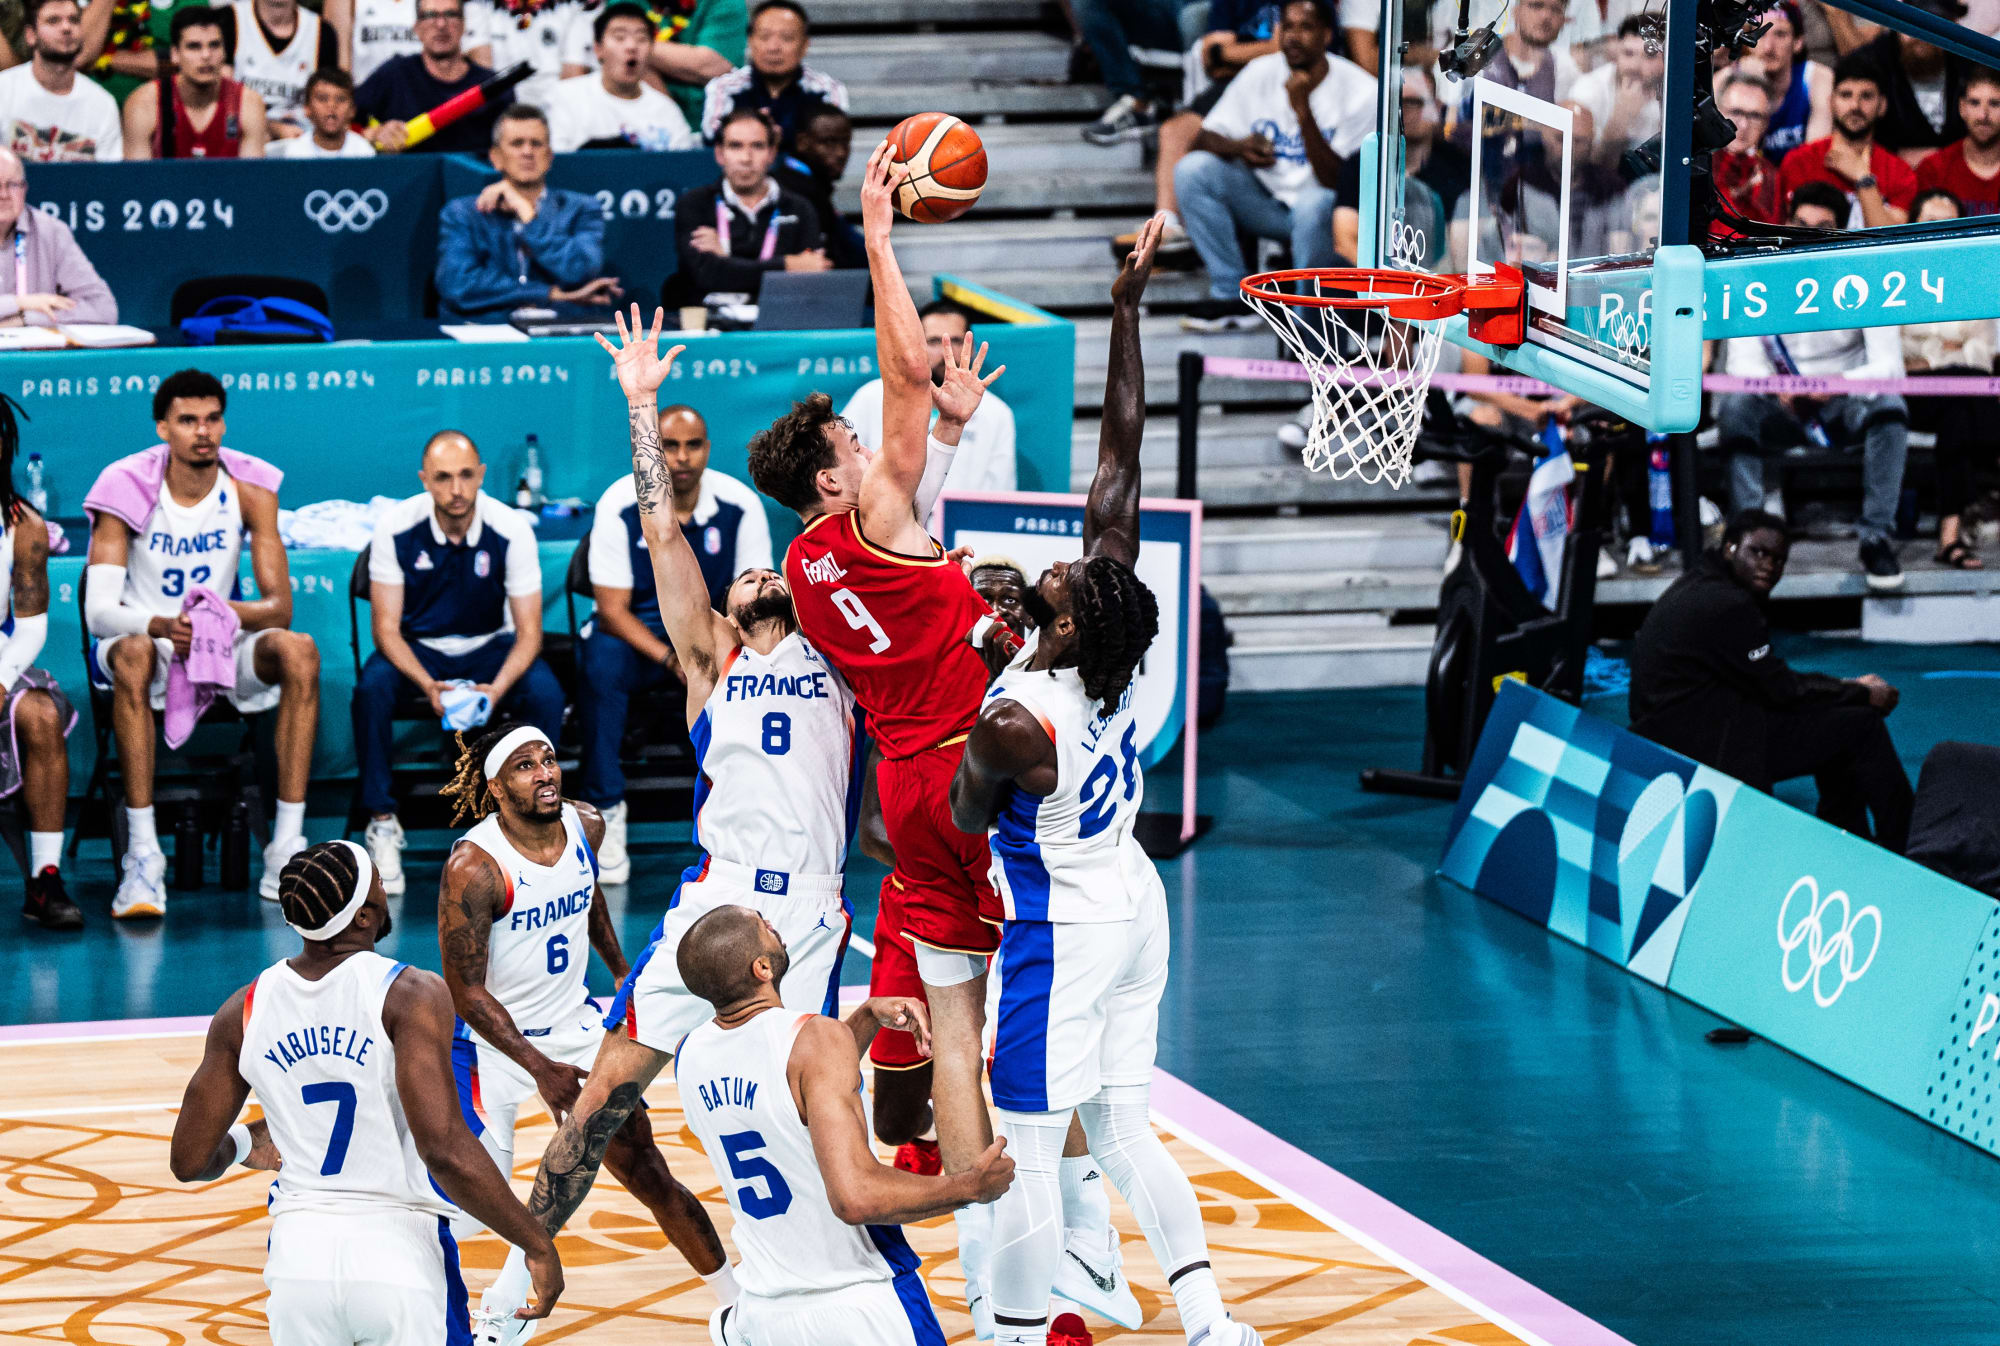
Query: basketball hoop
1241 265 1526 487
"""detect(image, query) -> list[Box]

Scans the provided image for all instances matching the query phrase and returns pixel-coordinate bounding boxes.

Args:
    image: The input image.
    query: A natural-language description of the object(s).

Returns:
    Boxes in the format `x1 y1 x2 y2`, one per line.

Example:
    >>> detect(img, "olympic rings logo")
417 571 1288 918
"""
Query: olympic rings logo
1776 875 1881 1007
303 188 390 233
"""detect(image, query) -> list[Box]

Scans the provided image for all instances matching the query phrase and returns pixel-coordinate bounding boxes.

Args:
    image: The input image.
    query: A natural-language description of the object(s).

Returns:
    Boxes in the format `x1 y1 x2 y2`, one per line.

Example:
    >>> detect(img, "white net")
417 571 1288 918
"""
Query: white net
1242 275 1448 489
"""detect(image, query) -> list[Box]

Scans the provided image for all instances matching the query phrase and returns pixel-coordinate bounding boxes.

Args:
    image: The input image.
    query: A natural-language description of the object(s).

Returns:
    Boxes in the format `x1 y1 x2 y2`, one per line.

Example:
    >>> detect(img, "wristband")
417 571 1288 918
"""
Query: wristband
228 1122 253 1167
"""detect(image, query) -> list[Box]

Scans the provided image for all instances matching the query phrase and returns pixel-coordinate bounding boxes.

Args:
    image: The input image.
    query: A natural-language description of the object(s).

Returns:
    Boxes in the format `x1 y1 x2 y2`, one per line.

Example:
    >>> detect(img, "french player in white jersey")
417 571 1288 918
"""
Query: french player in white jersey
170 839 562 1346
434 721 736 1312
675 903 1015 1346
84 369 322 919
951 214 1262 1346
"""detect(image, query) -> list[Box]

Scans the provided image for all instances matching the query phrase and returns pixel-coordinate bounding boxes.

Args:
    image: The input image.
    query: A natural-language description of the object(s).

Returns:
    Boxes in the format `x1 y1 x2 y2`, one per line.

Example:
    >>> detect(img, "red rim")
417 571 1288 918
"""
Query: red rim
1240 267 1468 321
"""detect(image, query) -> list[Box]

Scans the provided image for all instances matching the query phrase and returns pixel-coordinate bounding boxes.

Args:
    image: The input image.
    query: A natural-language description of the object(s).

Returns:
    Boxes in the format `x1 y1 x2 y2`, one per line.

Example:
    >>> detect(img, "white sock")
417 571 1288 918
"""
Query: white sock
28 832 62 874
1059 1154 1111 1247
273 799 306 846
996 1328 1047 1346
1171 1266 1224 1341
126 806 158 854
700 1262 740 1307
482 1243 531 1310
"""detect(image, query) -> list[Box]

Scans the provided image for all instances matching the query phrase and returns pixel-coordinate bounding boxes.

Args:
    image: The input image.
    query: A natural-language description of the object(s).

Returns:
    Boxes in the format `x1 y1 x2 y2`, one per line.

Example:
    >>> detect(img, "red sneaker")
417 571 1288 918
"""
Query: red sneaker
1050 1311 1094 1346
893 1138 941 1175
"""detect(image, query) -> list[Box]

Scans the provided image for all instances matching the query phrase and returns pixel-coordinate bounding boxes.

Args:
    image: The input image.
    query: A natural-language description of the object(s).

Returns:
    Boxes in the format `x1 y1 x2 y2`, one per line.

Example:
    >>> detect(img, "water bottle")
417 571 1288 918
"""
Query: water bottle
23 452 45 514
522 433 545 506
1646 433 1674 547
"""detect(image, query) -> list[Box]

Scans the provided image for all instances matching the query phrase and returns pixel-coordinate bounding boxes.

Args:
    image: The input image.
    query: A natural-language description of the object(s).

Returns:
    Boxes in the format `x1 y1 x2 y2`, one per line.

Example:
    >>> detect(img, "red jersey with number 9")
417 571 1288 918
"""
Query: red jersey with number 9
784 508 996 760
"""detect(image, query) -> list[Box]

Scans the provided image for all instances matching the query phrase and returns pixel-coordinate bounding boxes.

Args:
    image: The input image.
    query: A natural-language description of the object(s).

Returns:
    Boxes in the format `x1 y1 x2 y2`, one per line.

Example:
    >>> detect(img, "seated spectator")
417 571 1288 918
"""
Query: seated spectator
1563 15 1662 163
83 368 321 919
0 150 114 324
356 0 503 155
123 8 270 159
1855 0 1973 167
1074 0 1180 146
640 0 745 127
1743 1 1831 161
436 104 621 322
1916 67 2000 215
1713 67 1781 224
466 0 593 111
225 0 340 138
1711 181 1908 590
357 430 563 894
548 2 697 151
348 0 423 85
1175 0 1373 331
1777 51 1913 225
575 403 771 883
841 301 1017 493
699 0 844 153
266 68 376 156
672 106 824 303
1629 509 1912 852
0 0 121 161
774 102 861 268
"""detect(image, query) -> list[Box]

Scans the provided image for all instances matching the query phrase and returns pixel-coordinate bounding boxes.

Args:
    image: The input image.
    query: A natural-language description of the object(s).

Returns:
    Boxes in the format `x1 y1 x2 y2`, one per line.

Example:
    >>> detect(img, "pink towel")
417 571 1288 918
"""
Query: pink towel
83 444 284 533
164 587 239 748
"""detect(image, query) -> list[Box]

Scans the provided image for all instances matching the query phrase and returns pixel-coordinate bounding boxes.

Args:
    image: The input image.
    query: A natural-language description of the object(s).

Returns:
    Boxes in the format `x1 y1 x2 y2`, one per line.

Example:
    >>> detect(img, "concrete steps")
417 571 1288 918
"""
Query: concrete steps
1203 514 1450 574
846 80 1111 123
887 215 1150 274
1227 614 1435 690
813 0 1051 26
809 31 1073 85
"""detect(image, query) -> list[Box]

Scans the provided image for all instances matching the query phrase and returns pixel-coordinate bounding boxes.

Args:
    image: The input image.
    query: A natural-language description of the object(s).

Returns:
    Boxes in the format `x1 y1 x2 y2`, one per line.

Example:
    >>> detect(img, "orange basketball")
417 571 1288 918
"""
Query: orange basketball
884 112 987 223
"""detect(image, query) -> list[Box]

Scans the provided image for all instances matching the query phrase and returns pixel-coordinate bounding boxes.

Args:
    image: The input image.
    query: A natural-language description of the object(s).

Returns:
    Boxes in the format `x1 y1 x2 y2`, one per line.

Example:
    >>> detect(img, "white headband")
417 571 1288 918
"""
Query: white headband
287 840 375 941
484 725 555 781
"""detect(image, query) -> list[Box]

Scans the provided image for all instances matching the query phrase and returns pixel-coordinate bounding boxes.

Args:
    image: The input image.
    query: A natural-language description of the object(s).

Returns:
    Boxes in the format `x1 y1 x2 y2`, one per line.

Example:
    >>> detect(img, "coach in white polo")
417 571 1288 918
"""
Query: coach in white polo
841 299 1017 495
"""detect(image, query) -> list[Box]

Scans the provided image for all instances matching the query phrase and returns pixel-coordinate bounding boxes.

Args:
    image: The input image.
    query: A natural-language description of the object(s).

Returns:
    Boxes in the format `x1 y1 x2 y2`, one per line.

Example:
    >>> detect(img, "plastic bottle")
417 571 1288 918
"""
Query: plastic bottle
1647 433 1674 547
514 475 532 509
523 433 545 505
23 451 45 514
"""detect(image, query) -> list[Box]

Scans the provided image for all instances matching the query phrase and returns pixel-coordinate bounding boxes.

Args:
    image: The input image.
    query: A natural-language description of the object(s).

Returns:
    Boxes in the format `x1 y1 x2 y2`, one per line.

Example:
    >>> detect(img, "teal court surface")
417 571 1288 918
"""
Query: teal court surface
7 637 2000 1344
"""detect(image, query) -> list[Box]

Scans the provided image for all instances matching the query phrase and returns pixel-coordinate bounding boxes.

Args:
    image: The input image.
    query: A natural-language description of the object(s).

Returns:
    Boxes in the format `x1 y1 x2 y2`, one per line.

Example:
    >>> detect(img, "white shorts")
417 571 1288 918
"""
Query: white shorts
712 1280 938 1346
986 879 1169 1115
265 1207 469 1346
90 628 283 716
608 856 850 1057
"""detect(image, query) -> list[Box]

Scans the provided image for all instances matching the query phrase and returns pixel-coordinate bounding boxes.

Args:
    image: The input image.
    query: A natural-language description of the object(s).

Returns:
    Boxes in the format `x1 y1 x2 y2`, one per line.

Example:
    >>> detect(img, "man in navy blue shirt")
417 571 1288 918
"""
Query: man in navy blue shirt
356 430 566 893
575 403 771 883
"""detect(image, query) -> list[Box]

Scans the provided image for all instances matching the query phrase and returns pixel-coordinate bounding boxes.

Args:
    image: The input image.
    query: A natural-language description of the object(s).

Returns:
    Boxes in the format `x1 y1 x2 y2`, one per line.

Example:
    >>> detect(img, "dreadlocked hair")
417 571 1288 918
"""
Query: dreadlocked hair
1070 555 1159 714
279 841 363 934
0 393 27 529
440 722 522 825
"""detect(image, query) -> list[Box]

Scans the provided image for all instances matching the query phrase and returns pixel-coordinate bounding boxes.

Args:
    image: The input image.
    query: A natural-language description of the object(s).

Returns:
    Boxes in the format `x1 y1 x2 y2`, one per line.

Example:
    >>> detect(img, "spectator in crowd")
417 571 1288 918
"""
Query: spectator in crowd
357 430 563 894
84 368 321 918
774 102 861 268
1331 66 1468 267
356 0 503 155
1629 509 1912 852
1074 0 1180 146
1711 181 1909 590
123 8 270 158
640 0 745 127
1741 0 1831 161
1452 0 1575 124
1901 187 1998 570
1777 52 1914 225
226 0 341 137
436 104 620 321
1564 15 1662 162
672 106 824 303
345 0 423 85
79 0 207 105
1854 0 1973 166
1713 66 1781 223
1916 66 2000 214
548 1 697 150
1176 0 1373 331
266 67 376 156
841 301 1018 493
0 149 114 324
465 0 593 111
0 0 121 161
575 404 771 884
699 0 844 153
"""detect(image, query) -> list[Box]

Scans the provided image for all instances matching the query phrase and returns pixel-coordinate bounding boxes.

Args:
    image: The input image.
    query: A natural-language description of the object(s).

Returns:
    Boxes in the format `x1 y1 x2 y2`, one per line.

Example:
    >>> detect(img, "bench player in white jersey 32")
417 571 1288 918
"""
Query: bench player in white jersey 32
675 903 1016 1346
476 312 866 1341
434 721 735 1307
170 840 562 1346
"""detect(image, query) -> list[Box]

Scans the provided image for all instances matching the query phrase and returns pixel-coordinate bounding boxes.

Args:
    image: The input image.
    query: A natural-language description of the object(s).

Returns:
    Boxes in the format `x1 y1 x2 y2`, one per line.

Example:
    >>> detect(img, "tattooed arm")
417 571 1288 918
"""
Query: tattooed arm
572 801 628 982
437 842 589 1123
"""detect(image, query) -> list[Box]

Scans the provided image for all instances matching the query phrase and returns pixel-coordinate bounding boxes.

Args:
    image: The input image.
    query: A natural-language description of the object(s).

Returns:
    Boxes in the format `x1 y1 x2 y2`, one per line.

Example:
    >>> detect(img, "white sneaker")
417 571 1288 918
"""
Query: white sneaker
365 816 407 896
1276 404 1312 452
1626 536 1655 568
259 833 308 902
1190 1318 1264 1346
1596 546 1618 579
469 1306 536 1346
1052 1227 1143 1328
112 847 167 919
598 799 631 886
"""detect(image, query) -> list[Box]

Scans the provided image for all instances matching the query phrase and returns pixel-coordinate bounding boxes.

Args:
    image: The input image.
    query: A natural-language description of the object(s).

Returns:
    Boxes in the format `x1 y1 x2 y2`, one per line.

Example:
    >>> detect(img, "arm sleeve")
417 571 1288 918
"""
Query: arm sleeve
435 202 551 313
588 492 633 588
517 194 605 287
502 517 543 597
84 563 152 638
0 611 46 691
54 231 117 324
912 431 962 521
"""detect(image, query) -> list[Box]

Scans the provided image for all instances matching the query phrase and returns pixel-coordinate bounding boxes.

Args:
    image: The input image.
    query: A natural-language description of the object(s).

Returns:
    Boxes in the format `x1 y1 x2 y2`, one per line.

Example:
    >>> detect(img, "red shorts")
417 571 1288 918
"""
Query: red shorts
876 739 1000 956
867 872 928 1069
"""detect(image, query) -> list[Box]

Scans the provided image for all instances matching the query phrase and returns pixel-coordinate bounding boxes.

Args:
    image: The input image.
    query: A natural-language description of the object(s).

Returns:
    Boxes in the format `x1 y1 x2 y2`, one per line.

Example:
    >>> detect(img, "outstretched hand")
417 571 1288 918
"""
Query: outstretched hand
859 139 908 241
594 304 687 404
932 332 1005 427
1113 211 1166 307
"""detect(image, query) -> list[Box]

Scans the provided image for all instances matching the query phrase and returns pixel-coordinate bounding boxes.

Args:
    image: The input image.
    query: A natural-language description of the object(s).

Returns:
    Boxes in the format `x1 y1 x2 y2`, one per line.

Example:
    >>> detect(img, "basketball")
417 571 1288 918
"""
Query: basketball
884 112 987 223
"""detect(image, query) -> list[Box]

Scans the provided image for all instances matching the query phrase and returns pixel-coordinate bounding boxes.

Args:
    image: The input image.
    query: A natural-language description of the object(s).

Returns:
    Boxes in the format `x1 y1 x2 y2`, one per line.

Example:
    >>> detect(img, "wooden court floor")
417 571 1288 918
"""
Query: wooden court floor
0 1030 1534 1346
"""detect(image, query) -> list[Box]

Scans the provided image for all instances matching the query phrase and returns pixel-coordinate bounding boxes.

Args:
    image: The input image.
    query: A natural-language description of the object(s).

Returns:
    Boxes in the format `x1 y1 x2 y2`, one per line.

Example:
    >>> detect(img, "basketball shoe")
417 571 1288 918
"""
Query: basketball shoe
1050 1311 1095 1346
365 815 407 895
112 847 167 919
895 1137 942 1175
1053 1224 1142 1328
1190 1317 1264 1345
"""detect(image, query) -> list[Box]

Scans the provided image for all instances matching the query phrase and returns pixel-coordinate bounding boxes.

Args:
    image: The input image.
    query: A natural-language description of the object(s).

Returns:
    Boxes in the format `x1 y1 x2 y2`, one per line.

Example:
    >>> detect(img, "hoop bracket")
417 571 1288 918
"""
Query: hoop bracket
1458 261 1528 348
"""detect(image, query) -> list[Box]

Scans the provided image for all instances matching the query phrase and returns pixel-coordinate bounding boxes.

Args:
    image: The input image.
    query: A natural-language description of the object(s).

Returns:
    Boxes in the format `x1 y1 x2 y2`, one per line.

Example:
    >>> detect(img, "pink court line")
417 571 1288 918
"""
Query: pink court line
0 1014 210 1045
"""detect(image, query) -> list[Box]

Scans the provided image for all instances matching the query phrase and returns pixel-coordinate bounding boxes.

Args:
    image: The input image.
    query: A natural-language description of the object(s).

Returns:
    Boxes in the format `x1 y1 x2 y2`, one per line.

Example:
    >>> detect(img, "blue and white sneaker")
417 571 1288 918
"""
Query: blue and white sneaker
1053 1226 1142 1328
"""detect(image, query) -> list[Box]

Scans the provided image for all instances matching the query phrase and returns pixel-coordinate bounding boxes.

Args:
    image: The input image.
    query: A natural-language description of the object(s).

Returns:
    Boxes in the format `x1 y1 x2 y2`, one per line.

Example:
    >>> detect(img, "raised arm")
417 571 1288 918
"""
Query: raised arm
949 697 1056 835
235 483 294 631
855 142 937 551
1082 214 1163 568
575 803 629 981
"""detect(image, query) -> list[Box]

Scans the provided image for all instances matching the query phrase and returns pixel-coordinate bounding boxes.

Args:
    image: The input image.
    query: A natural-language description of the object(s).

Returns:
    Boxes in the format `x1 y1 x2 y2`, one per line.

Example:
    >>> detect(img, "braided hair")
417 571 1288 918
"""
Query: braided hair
1069 555 1158 714
278 841 365 936
440 722 523 825
0 393 27 529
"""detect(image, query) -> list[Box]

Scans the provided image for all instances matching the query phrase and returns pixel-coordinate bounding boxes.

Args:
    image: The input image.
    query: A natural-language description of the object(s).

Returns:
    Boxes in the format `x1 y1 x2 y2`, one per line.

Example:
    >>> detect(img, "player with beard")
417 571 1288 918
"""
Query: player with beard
475 312 871 1344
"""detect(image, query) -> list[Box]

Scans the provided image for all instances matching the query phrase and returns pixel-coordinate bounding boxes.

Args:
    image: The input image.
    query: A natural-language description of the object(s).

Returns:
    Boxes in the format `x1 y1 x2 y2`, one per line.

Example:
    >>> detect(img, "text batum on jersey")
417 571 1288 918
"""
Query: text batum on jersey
261 1024 376 1073
801 552 846 585
694 1076 758 1111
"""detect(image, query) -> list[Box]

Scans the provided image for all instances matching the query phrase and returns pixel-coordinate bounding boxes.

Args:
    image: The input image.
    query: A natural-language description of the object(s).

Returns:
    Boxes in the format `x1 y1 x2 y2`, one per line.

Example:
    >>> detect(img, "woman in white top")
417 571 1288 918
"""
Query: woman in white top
1904 187 2000 568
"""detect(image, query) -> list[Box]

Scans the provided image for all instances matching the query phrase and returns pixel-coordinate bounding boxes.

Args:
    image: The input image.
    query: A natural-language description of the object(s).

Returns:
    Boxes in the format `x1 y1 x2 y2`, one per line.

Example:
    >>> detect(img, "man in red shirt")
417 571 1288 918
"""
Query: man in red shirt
1713 66 1781 226
1917 67 2000 216
1778 50 1916 226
